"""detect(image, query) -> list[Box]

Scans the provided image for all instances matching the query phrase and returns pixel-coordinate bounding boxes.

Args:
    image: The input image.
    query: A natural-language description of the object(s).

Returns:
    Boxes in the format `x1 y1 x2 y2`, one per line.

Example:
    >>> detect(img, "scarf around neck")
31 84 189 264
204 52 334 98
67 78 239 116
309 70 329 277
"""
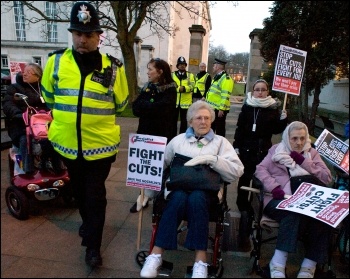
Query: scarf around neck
246 92 278 108
272 122 312 177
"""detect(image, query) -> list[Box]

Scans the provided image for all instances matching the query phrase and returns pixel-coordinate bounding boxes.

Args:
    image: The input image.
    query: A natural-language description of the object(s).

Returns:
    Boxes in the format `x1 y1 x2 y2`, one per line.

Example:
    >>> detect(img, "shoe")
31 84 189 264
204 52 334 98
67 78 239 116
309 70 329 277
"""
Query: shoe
79 223 87 238
192 260 209 278
297 267 316 278
130 200 149 213
140 253 162 278
237 236 252 252
85 248 102 267
269 262 286 278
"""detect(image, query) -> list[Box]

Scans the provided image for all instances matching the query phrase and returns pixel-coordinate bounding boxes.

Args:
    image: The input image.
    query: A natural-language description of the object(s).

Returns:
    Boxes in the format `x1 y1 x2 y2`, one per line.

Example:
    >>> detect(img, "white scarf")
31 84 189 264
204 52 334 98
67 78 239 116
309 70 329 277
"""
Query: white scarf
246 92 276 108
272 122 312 177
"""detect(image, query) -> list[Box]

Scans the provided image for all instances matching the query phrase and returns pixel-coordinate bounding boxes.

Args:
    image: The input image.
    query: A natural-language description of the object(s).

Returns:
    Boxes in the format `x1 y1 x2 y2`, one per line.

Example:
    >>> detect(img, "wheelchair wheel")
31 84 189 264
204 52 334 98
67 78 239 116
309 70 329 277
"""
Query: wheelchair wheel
136 250 149 268
5 186 30 220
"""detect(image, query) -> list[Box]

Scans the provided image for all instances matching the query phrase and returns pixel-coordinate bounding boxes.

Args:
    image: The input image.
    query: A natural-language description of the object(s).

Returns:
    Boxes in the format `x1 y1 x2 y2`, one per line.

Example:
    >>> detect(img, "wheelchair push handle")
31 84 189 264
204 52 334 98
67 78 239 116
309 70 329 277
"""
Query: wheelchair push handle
240 186 291 199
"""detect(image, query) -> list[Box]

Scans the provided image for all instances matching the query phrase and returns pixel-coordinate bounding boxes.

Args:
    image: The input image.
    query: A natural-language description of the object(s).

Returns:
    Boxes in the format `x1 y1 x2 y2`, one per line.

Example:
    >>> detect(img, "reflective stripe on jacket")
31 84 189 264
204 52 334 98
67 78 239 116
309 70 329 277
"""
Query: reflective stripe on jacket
194 72 209 97
41 49 129 160
206 73 233 111
172 71 195 109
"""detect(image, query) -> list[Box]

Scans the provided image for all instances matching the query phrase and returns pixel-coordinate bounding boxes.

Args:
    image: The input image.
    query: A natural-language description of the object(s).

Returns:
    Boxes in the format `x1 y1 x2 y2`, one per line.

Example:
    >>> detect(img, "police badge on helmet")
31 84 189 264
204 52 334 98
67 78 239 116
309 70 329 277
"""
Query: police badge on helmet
68 2 103 34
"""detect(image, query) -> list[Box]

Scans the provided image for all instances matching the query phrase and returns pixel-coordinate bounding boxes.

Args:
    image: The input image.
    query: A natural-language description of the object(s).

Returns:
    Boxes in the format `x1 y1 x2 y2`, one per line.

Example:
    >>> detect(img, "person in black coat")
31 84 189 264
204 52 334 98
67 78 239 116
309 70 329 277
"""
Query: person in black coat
130 58 177 212
233 79 288 251
2 63 46 173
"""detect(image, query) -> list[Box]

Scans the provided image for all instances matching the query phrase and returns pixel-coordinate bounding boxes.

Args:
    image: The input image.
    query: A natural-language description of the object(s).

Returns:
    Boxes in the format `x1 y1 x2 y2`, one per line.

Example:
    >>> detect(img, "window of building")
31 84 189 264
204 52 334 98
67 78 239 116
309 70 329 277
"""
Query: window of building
45 2 58 43
32 56 42 66
1 55 9 68
14 1 26 41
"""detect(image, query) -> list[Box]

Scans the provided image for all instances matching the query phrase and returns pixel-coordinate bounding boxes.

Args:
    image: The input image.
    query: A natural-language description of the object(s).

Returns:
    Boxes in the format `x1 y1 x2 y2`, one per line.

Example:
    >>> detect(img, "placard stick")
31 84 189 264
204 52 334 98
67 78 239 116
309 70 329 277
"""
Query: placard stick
241 186 290 198
137 188 145 250
283 93 288 111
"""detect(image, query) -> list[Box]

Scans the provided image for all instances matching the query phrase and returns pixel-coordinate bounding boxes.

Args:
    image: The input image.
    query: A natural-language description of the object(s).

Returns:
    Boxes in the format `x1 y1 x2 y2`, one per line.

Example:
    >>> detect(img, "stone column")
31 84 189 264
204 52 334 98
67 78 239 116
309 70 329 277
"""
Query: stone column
134 36 143 87
188 25 206 74
246 28 264 93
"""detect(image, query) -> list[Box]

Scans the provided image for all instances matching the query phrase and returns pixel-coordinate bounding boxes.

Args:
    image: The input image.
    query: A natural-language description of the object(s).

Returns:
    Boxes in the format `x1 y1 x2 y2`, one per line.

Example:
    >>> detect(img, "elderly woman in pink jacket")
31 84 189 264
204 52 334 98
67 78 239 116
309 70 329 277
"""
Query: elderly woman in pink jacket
255 121 332 279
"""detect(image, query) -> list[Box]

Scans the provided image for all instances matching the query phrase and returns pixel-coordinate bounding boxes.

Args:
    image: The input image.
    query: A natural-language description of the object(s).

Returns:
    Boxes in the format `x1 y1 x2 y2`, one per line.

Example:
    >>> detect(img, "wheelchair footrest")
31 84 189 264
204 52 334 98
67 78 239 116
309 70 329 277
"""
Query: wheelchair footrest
158 260 173 277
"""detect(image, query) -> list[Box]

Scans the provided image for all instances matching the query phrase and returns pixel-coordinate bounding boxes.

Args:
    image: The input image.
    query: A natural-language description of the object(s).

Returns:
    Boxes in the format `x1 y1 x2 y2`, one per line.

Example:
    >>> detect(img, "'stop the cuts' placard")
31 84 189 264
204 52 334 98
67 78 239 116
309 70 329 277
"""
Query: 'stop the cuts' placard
272 45 307 96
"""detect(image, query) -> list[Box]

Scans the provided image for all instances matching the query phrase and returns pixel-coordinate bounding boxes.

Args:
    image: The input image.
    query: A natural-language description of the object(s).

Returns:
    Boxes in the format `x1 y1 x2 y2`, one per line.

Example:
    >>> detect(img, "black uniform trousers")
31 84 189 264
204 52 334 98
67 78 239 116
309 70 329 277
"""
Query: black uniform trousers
174 106 188 134
236 148 267 212
211 109 228 137
61 154 113 250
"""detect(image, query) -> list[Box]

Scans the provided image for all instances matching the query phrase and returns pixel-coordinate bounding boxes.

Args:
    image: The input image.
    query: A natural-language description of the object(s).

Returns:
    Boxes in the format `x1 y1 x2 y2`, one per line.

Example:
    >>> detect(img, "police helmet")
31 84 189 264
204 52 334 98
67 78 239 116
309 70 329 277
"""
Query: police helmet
176 56 187 68
68 2 103 34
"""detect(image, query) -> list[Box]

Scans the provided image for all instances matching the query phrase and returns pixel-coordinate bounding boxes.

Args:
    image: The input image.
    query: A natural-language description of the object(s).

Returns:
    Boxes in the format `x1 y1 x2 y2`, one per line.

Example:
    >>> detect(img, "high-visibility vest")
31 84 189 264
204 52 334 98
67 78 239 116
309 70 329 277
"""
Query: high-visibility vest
41 48 129 160
194 72 210 97
172 71 195 109
206 72 233 111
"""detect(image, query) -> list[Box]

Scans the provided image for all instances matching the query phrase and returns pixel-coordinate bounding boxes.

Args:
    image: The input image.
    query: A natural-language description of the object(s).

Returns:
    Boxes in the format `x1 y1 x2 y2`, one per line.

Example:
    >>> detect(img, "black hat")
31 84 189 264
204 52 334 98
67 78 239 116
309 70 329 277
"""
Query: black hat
176 56 187 68
213 58 227 65
68 2 103 34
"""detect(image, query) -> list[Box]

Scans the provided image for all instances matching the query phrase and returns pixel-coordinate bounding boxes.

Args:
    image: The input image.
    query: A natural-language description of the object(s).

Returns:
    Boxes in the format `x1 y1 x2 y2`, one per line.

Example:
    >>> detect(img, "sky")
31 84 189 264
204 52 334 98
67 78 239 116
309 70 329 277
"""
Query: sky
209 1 274 54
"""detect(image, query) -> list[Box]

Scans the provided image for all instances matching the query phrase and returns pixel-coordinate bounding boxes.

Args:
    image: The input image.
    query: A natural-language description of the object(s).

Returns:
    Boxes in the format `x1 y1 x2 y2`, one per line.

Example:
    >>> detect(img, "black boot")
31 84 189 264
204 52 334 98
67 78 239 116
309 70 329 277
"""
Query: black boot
237 211 252 252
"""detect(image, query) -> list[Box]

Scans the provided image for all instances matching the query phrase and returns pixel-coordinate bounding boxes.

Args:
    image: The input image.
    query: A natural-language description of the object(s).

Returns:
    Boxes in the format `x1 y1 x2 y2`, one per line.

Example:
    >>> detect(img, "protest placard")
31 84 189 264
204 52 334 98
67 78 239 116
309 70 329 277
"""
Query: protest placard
272 45 307 96
276 182 349 228
314 129 349 174
9 61 27 84
126 133 167 191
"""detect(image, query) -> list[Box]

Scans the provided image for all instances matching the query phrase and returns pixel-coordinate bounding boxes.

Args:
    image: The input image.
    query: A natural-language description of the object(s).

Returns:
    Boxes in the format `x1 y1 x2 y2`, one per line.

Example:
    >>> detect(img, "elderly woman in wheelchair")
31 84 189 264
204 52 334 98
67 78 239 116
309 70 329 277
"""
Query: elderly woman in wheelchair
140 101 244 278
254 121 332 278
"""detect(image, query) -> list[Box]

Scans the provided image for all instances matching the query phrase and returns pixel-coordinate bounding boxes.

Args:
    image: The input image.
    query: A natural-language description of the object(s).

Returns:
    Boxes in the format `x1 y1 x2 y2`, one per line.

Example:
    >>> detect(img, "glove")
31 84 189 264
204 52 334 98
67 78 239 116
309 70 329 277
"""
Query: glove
271 186 285 200
234 148 240 156
184 155 217 167
280 110 287 120
136 194 150 212
290 151 305 165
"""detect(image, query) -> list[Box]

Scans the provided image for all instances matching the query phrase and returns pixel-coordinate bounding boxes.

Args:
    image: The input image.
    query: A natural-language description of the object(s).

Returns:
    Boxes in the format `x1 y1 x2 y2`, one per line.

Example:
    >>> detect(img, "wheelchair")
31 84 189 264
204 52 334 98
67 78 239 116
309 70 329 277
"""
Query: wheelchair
135 179 231 278
247 175 336 278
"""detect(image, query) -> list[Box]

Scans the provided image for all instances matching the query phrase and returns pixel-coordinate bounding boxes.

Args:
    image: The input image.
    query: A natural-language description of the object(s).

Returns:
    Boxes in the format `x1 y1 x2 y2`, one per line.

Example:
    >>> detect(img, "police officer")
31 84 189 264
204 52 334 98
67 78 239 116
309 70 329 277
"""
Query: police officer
192 62 212 103
171 56 196 134
41 2 129 267
206 58 234 137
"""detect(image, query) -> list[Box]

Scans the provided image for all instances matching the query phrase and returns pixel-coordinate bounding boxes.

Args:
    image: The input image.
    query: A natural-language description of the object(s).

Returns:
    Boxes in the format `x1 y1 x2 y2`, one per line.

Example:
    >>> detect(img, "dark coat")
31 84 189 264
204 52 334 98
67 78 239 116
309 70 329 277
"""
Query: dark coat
132 82 177 143
233 102 288 154
2 73 47 146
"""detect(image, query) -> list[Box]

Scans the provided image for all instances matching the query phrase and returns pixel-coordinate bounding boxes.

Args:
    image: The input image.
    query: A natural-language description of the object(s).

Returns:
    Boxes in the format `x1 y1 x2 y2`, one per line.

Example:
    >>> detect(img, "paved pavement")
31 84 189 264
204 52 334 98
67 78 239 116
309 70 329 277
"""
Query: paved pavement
1 101 348 278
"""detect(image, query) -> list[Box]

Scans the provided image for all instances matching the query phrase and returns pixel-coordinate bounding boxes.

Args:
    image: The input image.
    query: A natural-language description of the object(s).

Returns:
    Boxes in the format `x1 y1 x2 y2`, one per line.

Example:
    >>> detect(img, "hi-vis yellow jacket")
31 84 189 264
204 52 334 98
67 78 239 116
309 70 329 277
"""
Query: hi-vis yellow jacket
41 48 129 161
172 71 195 109
206 71 233 111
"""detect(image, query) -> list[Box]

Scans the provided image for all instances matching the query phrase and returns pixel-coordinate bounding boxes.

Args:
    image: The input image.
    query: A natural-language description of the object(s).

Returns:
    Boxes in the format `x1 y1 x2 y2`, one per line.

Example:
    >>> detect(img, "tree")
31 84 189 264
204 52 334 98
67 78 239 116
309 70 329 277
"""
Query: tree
2 1 212 105
258 1 349 135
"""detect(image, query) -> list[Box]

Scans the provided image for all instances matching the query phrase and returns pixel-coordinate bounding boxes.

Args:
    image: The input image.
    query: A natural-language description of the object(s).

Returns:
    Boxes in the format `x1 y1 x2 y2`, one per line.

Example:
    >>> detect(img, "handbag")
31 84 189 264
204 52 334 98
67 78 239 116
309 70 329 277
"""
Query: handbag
289 173 326 194
166 153 222 192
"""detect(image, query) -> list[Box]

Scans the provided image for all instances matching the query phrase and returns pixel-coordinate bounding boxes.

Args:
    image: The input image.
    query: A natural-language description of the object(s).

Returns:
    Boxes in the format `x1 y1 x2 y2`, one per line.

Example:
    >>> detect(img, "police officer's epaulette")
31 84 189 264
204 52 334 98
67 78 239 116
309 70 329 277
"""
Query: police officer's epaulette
48 48 66 57
224 71 230 79
107 54 123 67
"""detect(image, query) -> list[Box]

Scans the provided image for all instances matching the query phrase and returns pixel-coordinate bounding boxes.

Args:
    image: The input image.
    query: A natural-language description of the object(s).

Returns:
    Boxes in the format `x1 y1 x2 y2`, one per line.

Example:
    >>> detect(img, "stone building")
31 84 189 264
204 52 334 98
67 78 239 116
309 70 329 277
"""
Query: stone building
1 1 211 86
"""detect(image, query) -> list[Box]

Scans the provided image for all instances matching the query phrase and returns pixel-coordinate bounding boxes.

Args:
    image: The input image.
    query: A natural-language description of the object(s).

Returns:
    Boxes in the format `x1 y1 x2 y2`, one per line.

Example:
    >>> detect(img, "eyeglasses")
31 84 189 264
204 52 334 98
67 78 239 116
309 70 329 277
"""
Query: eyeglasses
193 116 211 122
254 88 268 92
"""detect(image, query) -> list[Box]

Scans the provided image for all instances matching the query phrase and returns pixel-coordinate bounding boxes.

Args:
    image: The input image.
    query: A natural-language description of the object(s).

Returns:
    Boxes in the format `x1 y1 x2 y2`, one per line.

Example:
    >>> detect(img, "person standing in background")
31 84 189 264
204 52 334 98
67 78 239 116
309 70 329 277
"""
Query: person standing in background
233 79 287 252
41 1 129 267
206 58 233 137
192 62 212 103
171 56 196 134
129 57 177 213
